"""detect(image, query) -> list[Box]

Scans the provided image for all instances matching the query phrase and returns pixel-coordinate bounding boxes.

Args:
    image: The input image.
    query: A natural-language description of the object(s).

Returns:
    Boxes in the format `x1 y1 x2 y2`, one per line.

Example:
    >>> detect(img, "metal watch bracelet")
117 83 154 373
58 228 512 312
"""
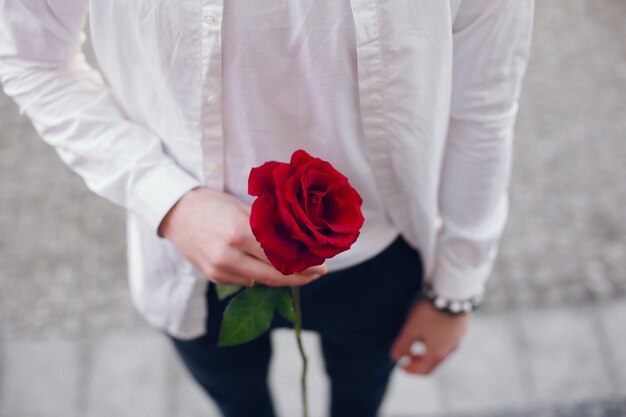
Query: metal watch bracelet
420 282 484 316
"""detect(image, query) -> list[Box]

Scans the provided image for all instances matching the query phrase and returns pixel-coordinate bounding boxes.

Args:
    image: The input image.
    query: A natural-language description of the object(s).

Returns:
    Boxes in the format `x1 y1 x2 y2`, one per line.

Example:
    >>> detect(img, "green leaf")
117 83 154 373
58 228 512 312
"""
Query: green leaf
215 284 243 300
274 287 295 323
218 285 276 347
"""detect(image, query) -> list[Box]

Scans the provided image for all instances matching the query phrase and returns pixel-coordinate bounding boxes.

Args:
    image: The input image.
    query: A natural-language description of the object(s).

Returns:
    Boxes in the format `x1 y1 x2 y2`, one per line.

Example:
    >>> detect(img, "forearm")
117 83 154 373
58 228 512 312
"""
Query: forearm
432 0 535 299
435 116 513 298
0 1 201 233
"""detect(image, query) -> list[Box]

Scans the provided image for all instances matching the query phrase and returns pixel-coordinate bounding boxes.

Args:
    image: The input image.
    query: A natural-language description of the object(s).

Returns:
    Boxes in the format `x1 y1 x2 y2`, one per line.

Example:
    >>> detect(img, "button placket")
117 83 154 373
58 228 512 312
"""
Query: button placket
200 2 225 189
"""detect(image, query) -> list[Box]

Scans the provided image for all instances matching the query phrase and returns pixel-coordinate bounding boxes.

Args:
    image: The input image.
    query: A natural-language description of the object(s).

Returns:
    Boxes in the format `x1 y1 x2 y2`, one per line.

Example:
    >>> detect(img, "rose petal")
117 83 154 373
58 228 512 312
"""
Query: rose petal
301 170 335 194
248 161 286 197
285 177 324 234
250 196 326 274
308 243 344 258
250 149 364 268
250 195 301 262
268 247 326 275
305 192 325 226
272 166 324 251
276 171 311 235
289 149 316 176
323 182 365 232
290 150 348 183
285 177 363 249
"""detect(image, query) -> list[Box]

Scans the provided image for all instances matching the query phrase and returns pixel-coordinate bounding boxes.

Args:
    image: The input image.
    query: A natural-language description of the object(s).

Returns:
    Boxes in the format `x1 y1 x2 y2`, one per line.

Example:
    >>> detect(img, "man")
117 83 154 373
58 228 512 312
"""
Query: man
0 1 534 416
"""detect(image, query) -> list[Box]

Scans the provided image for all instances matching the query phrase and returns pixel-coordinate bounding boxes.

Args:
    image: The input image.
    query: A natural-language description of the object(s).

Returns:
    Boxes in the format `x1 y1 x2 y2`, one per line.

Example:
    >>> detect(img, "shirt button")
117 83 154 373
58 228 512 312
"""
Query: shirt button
207 94 219 105
206 162 222 174
204 13 219 26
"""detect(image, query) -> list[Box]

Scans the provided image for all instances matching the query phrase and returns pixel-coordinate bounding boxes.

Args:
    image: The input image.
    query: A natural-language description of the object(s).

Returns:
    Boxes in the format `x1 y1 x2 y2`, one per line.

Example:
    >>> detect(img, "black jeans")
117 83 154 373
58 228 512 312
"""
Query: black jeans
169 236 424 417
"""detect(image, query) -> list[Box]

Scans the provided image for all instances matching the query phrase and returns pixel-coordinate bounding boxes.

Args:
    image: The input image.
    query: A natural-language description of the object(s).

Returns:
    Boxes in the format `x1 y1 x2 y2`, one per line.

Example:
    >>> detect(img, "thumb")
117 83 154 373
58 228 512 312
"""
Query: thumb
237 202 252 216
300 262 329 276
391 326 418 362
241 230 272 265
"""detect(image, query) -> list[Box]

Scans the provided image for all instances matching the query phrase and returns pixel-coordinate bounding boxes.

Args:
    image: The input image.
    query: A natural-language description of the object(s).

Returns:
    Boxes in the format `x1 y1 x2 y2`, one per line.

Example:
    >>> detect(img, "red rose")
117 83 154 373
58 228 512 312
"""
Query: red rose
248 150 365 275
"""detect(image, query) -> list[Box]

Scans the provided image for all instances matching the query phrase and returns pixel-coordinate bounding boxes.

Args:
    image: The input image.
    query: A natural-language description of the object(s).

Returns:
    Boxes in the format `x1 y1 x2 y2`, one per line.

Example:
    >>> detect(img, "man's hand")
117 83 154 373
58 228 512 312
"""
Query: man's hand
158 186 328 287
390 298 470 375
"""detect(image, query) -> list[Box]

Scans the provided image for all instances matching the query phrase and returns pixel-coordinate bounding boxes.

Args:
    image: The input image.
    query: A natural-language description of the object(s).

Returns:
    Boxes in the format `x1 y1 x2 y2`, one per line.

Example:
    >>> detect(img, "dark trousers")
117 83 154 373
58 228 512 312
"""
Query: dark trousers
169 236 424 417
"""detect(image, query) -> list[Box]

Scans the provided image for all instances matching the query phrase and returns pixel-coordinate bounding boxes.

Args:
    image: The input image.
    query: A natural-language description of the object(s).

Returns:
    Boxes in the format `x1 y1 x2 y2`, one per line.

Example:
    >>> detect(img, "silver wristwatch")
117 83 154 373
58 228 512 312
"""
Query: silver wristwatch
420 282 484 316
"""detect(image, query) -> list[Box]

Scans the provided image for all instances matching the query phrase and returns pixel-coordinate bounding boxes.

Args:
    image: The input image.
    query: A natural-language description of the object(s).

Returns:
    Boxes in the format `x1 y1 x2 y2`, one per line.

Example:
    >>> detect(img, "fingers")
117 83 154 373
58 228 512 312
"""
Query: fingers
239 256 321 287
235 221 329 279
182 191 328 288
391 326 450 375
222 251 321 287
302 262 329 276
201 247 311 287
203 267 255 288
235 200 252 216
391 336 451 375
237 249 327 286
238 231 273 265
403 351 446 375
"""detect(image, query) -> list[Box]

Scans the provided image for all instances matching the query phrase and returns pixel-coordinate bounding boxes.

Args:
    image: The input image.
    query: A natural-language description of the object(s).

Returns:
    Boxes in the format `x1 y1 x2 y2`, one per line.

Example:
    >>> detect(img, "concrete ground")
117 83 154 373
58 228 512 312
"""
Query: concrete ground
1 1 625 416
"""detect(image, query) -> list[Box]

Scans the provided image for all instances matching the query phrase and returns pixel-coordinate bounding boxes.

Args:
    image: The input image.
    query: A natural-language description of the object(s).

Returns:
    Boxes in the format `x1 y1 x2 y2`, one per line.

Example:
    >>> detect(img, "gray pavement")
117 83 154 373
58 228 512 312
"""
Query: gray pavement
1 1 625 416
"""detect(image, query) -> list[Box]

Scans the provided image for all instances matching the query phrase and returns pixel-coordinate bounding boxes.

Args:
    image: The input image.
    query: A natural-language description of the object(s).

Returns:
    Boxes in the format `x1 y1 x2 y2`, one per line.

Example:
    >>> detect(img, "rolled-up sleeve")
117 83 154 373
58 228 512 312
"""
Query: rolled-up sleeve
0 0 201 234
433 0 535 299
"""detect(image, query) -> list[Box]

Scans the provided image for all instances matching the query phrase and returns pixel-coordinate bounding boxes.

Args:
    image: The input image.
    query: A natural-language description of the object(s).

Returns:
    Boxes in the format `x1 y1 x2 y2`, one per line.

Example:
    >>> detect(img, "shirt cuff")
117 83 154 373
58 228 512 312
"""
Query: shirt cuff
131 163 202 237
428 246 497 300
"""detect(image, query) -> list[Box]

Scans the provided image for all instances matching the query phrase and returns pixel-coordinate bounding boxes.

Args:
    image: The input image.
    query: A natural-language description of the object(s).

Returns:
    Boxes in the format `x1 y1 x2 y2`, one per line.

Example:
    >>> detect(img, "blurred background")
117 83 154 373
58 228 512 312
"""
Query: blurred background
1 1 625 416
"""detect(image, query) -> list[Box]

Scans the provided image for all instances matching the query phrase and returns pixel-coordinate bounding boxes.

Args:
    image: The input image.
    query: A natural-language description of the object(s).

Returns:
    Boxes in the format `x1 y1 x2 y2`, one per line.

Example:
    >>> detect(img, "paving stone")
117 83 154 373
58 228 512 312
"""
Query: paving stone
456 397 626 417
519 306 613 406
599 300 626 396
85 331 170 417
0 340 80 417
381 368 443 417
436 313 527 415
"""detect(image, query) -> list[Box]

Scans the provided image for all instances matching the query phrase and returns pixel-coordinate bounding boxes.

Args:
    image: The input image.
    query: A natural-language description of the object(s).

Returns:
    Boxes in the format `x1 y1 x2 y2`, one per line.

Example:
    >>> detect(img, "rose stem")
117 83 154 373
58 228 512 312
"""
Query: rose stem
291 286 309 417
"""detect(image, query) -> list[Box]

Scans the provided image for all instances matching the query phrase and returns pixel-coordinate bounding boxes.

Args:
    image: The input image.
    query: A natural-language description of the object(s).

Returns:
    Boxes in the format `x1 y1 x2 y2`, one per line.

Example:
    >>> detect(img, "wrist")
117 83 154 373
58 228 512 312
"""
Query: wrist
157 185 202 238
419 282 484 316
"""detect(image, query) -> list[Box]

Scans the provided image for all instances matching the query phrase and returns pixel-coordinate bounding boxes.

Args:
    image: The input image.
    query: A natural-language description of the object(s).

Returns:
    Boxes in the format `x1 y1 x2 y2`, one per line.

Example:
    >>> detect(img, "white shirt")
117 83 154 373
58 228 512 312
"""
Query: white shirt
0 0 535 339
221 0 398 270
